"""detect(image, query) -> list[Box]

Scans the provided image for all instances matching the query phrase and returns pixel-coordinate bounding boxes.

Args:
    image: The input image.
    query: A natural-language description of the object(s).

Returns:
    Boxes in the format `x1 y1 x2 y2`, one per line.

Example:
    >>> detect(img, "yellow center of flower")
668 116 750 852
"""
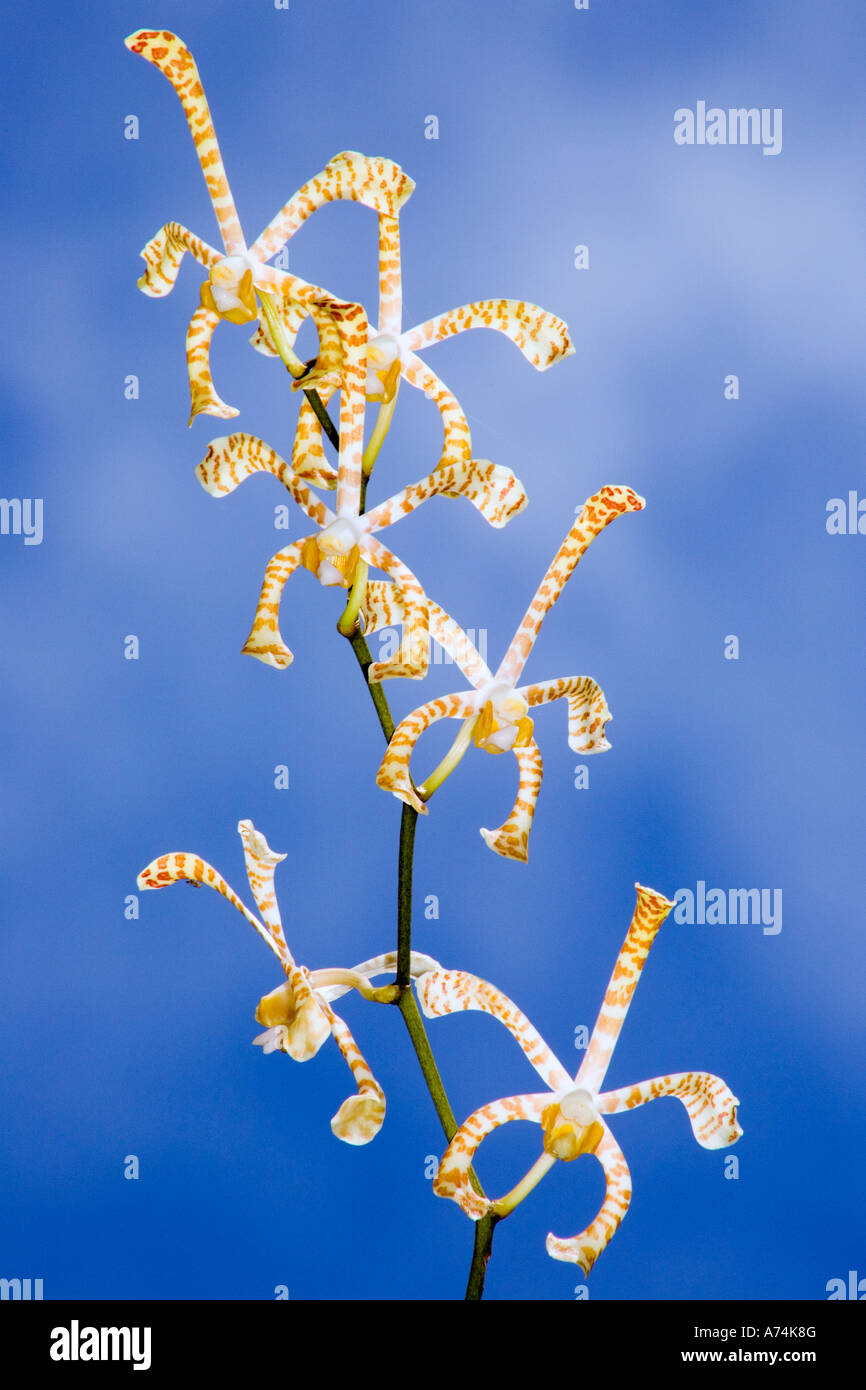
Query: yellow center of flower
472 685 534 755
541 1090 604 1162
365 334 403 403
200 256 259 325
255 980 295 1027
301 519 365 589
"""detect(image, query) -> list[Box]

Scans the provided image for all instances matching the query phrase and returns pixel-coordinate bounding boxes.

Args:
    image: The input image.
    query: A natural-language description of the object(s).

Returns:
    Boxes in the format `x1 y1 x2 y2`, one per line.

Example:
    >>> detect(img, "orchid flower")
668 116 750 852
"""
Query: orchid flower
418 884 742 1273
125 26 411 517
291 184 575 488
374 485 645 857
194 431 529 682
137 818 438 1144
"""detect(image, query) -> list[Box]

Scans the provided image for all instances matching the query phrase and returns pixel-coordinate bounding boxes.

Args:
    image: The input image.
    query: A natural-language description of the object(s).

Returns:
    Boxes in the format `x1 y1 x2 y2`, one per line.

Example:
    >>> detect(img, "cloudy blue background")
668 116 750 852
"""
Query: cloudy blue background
1 0 864 1302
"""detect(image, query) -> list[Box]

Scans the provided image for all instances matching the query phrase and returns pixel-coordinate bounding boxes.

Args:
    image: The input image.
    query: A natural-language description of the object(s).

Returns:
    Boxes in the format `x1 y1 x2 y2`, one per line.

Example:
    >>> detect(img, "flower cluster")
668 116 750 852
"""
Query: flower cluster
129 29 742 1289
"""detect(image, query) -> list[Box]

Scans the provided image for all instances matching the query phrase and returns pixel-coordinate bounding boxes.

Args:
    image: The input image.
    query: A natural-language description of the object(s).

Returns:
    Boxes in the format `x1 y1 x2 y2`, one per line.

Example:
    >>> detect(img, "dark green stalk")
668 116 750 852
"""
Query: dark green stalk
396 989 460 1139
336 437 497 1300
396 804 417 987
466 1215 499 1300
346 631 395 741
302 386 340 452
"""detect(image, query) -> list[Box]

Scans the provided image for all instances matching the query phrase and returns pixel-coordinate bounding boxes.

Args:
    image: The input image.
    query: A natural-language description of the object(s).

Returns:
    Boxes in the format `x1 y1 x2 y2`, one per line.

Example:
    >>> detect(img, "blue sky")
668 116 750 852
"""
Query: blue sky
1 0 864 1301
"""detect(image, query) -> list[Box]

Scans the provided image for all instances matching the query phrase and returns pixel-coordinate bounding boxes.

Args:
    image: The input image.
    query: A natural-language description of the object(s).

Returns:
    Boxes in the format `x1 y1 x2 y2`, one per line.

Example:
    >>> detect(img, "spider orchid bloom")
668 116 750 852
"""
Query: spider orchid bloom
374 485 645 858
137 819 437 1144
125 31 411 487
195 432 528 682
418 884 742 1274
290 189 574 488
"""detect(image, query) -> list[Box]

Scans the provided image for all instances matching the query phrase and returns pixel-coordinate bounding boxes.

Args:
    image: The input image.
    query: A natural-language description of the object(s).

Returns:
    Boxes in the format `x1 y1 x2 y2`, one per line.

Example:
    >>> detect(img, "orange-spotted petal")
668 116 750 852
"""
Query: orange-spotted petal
479 738 544 862
196 433 334 528
545 1122 632 1274
577 884 676 1093
403 298 573 371
249 151 415 264
497 485 646 688
417 968 571 1091
600 1072 742 1150
136 850 287 967
432 1094 549 1220
125 30 246 256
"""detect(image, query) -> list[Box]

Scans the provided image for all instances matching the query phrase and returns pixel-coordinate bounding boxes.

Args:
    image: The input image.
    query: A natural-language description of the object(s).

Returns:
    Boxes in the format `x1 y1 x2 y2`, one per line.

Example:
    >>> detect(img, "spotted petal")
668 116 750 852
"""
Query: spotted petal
577 884 676 1093
545 1122 632 1274
525 675 612 754
187 305 239 422
401 353 472 470
403 298 573 371
126 30 247 255
237 819 290 959
196 433 334 527
497 486 646 688
432 1094 549 1220
600 1072 742 1150
362 585 492 688
376 693 478 812
137 221 222 298
479 738 544 862
417 968 571 1091
249 151 415 264
364 458 528 533
241 539 310 669
136 850 287 967
362 538 431 683
325 1010 386 1145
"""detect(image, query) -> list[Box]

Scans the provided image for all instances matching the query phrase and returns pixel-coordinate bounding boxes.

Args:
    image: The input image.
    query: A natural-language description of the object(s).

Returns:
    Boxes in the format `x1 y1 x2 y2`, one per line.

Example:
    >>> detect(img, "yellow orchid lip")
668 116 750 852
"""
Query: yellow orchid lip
541 1092 604 1162
200 262 259 325
365 334 403 402
471 689 534 755
255 981 295 1028
300 535 362 588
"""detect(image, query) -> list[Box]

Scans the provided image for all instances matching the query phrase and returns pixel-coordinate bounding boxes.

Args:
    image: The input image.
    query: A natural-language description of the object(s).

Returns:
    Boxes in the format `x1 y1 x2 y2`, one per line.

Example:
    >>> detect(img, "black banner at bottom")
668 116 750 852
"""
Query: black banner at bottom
1 1298 858 1375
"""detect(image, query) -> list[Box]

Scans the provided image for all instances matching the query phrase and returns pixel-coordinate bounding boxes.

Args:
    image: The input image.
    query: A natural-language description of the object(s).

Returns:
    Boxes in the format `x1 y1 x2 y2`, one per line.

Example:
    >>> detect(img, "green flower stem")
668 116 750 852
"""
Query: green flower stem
341 626 498 1298
302 383 341 454
334 406 498 1299
466 1214 500 1301
396 802 418 987
258 291 340 452
396 987 460 1140
345 631 395 742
